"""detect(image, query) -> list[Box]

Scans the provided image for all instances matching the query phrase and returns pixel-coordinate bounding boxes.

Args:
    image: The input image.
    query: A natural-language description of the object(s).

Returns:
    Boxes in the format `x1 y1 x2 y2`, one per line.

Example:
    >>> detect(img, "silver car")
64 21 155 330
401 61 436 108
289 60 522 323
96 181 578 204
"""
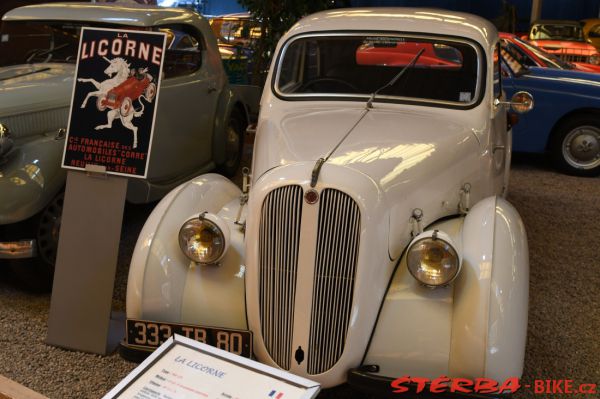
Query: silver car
0 2 259 289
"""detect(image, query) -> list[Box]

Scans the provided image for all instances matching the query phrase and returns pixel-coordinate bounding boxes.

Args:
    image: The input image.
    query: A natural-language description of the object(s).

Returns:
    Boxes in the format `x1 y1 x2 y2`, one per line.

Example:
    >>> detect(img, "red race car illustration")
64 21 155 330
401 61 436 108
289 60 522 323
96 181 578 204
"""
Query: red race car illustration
97 68 156 116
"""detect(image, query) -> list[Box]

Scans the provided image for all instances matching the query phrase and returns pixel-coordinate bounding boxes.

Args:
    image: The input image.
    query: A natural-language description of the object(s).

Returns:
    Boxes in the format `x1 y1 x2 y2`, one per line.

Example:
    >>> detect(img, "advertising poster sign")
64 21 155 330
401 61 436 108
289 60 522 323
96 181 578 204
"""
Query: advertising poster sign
62 27 166 178
103 335 320 399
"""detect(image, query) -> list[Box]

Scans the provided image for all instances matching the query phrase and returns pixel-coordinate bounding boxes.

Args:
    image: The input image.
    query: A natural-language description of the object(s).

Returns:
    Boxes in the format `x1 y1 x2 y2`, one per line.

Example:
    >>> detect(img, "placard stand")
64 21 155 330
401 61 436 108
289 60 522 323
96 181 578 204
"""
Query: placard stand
46 166 128 355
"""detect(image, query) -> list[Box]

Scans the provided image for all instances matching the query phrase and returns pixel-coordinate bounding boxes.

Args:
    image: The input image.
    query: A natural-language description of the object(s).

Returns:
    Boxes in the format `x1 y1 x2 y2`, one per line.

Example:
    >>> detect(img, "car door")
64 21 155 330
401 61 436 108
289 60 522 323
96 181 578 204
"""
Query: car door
146 25 220 183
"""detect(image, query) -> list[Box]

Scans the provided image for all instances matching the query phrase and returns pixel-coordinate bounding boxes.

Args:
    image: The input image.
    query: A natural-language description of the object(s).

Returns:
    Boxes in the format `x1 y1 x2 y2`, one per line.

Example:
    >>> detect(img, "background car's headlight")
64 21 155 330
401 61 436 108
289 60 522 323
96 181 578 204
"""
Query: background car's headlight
178 212 230 264
407 230 461 287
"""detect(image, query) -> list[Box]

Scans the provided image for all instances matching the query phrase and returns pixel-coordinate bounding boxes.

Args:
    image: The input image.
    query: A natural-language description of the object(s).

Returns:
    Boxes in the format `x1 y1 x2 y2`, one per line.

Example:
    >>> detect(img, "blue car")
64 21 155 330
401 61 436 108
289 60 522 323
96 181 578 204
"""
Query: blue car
501 49 600 176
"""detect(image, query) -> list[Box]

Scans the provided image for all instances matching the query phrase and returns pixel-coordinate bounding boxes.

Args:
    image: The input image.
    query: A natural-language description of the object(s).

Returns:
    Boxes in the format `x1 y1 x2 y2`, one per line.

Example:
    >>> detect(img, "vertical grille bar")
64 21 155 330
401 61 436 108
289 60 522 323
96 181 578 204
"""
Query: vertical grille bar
258 185 303 370
307 189 361 374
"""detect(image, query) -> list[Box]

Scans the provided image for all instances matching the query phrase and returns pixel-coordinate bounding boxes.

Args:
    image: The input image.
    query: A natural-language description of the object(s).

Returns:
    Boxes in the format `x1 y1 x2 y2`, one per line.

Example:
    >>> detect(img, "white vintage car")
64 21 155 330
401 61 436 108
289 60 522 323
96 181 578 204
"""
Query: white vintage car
124 8 532 396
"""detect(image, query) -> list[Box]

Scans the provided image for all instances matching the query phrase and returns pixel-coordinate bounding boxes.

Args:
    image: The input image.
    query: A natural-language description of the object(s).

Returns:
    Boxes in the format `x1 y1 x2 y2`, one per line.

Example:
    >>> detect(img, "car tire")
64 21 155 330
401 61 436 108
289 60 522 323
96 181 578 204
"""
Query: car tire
7 192 64 292
145 83 156 102
97 95 107 111
216 109 245 177
550 115 600 177
120 97 133 117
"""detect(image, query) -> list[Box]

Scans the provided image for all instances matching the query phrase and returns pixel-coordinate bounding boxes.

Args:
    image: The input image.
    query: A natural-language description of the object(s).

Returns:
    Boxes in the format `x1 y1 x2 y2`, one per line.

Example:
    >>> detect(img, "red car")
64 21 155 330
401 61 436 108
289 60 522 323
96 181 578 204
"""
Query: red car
501 32 600 73
356 40 462 68
97 70 156 116
524 20 600 65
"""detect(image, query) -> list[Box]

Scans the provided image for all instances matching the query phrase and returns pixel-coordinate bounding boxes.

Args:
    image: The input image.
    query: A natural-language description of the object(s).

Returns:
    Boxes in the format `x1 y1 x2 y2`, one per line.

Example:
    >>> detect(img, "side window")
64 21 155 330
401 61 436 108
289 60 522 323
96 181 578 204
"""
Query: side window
493 43 502 99
159 25 203 79
590 25 600 38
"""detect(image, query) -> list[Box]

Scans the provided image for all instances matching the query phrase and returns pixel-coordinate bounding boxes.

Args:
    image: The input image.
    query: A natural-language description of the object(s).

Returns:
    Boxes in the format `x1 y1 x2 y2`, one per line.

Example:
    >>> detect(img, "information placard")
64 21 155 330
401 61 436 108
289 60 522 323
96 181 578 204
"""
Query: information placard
62 27 166 178
103 335 320 399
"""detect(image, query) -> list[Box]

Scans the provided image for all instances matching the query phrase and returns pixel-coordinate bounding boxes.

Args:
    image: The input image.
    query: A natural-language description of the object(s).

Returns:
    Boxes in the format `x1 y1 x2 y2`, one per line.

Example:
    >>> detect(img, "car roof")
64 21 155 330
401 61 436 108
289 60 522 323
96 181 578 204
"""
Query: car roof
2 1 203 27
285 8 498 49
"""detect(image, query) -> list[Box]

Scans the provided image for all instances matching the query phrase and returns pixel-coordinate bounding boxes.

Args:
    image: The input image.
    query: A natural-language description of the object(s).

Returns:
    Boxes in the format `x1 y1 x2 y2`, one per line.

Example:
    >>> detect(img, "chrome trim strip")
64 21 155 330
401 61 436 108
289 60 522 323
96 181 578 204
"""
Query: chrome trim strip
0 240 37 259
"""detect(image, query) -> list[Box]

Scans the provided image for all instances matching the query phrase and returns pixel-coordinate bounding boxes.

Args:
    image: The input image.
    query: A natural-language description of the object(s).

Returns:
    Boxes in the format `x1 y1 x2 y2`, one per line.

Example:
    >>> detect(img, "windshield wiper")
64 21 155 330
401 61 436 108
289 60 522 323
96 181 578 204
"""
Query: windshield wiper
27 43 70 63
366 48 425 109
310 48 426 187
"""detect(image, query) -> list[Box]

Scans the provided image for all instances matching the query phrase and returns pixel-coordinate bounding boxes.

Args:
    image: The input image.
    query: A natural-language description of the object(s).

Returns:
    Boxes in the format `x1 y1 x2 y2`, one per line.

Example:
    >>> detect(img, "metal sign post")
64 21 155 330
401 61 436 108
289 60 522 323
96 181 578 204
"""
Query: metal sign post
46 166 127 354
46 27 166 355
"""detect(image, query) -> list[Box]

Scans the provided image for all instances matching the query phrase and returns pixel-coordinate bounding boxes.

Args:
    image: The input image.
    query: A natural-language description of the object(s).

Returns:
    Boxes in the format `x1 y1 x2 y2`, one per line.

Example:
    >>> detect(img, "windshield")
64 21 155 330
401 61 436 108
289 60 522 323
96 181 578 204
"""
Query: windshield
530 23 584 41
0 21 86 67
275 34 482 107
209 17 261 47
501 37 572 69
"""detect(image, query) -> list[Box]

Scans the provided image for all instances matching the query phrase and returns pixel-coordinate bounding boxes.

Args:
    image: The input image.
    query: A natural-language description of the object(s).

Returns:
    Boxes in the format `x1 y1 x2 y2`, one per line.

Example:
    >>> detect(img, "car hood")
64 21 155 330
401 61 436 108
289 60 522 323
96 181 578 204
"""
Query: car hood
530 40 596 52
0 63 74 118
572 62 600 73
253 105 481 191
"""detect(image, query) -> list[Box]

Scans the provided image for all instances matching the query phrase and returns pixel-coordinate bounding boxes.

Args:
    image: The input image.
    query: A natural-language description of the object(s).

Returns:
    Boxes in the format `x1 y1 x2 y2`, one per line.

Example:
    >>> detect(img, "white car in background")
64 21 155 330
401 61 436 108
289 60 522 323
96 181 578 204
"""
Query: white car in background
124 8 532 396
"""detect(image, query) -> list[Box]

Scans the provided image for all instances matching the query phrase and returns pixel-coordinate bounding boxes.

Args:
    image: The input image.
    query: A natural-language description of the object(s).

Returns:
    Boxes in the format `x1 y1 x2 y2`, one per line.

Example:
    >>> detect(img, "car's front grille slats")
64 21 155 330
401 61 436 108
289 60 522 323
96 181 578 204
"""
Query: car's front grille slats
307 189 361 375
258 185 303 370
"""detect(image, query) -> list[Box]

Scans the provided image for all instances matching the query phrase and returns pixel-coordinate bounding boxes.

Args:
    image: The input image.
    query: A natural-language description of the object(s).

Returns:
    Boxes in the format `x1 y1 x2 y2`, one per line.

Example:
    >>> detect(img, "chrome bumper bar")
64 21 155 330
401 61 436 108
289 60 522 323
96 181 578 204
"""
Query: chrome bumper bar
0 240 36 259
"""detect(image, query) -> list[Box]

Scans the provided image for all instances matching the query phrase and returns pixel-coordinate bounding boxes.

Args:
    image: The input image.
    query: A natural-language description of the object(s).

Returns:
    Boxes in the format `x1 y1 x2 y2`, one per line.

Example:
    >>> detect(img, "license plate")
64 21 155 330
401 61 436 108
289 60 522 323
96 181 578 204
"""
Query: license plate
126 318 253 358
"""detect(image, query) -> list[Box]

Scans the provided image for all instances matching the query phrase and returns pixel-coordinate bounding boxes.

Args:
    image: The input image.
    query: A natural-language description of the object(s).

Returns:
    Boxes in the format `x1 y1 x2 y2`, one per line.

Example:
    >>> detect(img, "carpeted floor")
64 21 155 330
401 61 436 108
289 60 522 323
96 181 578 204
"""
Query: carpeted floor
0 154 598 398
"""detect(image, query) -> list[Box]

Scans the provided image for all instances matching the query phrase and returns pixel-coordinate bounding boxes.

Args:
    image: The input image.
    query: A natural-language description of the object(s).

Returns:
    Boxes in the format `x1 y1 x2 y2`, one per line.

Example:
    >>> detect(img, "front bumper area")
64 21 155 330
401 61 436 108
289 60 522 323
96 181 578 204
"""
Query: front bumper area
119 341 152 363
0 240 36 259
347 369 511 399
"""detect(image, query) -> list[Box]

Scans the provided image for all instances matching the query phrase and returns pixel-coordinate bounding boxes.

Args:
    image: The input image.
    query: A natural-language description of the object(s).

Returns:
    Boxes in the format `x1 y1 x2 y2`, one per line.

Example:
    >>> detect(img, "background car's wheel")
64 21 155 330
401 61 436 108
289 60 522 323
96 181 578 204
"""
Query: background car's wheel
550 115 600 177
145 83 156 102
120 97 133 116
7 192 64 292
96 95 107 111
216 109 245 177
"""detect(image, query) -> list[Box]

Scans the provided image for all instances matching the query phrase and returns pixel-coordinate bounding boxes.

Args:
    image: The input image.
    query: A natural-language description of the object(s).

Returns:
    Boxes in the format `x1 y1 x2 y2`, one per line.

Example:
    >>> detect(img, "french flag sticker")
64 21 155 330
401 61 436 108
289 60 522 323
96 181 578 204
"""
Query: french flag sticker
268 390 284 399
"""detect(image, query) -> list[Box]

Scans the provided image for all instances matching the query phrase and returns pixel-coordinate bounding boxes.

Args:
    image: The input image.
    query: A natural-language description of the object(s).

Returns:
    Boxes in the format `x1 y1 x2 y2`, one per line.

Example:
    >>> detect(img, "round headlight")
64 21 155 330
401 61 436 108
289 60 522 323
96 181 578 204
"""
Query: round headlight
407 230 461 287
178 213 229 264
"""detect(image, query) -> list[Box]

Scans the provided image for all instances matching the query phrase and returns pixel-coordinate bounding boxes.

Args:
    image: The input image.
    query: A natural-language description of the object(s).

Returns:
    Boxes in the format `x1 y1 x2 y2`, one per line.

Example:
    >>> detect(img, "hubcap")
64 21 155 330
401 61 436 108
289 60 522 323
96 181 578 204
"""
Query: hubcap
37 194 63 266
562 126 600 170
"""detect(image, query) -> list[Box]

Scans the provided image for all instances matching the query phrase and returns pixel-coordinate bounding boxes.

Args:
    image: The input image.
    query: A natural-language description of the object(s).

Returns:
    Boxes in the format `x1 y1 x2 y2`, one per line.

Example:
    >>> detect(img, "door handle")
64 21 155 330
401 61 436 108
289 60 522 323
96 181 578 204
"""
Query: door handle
493 145 505 154
207 82 217 93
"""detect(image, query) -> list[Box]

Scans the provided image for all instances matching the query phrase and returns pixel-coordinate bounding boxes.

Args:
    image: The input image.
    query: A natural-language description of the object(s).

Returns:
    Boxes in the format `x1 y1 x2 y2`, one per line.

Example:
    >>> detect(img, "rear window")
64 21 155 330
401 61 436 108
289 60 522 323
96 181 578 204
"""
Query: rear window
275 34 482 107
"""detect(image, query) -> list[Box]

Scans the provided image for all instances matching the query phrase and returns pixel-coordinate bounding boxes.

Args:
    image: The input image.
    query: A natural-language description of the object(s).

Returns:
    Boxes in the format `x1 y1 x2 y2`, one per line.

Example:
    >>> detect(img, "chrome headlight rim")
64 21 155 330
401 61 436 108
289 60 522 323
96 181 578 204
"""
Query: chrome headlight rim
406 230 461 288
178 212 230 265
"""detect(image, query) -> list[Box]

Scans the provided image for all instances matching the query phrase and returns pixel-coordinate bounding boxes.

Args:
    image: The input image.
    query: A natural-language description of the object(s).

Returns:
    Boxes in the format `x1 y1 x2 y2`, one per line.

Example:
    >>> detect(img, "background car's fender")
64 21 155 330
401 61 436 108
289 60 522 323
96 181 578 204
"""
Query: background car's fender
126 173 248 330
0 134 66 224
212 85 259 166
363 196 528 382
505 67 600 153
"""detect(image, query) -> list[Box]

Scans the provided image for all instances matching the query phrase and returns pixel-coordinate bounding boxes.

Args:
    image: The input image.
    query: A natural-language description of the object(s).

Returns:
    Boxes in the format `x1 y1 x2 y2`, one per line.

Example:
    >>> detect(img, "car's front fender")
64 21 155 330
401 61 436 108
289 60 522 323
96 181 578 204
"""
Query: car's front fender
0 135 66 225
363 196 528 382
126 173 248 330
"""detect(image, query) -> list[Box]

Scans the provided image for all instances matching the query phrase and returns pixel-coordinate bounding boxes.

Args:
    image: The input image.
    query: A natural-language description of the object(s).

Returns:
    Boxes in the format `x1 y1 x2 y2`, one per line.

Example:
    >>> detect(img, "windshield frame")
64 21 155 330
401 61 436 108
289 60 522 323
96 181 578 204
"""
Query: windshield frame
271 31 485 110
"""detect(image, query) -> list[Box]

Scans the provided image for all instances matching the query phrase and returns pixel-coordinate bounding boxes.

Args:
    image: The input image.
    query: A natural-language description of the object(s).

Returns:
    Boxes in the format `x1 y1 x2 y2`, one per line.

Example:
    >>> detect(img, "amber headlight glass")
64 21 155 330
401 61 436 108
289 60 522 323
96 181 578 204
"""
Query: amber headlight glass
407 231 460 287
178 213 229 264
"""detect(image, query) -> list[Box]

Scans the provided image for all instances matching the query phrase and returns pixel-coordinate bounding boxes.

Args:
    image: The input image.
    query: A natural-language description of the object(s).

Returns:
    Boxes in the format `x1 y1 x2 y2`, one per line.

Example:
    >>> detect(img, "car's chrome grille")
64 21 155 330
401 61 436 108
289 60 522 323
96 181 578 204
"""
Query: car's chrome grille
0 107 68 139
307 189 361 374
560 54 590 63
258 185 303 370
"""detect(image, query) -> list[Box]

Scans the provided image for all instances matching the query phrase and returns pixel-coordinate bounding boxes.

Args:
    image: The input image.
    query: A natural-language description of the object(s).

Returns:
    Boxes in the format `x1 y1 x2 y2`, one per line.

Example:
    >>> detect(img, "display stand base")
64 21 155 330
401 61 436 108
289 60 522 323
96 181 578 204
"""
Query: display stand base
46 168 128 355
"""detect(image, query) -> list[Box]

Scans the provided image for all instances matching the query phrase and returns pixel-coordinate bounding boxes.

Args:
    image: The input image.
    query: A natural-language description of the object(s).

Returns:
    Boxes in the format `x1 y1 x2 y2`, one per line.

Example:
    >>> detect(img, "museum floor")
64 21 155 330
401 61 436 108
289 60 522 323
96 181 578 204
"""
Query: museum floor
0 154 598 399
